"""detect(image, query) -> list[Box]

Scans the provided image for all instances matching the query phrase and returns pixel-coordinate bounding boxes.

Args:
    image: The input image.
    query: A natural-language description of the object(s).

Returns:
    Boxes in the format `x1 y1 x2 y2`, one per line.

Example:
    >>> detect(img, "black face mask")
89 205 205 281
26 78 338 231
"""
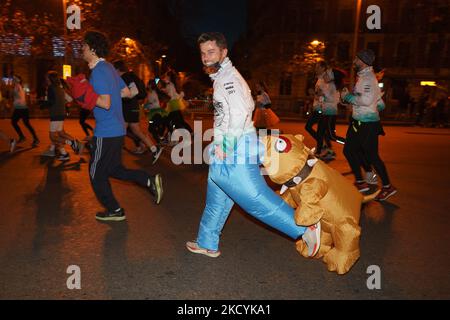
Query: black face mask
203 61 221 75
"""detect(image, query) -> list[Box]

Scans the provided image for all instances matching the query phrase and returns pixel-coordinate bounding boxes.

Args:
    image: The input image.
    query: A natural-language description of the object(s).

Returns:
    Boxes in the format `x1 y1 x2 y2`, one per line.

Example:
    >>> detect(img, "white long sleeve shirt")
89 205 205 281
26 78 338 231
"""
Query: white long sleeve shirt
343 66 382 122
209 57 255 148
14 84 27 109
313 70 339 115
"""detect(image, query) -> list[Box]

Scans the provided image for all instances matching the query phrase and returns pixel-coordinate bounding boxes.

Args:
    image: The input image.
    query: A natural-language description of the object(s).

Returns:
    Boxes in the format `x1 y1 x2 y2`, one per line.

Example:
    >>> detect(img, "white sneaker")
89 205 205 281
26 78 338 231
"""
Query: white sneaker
365 171 378 185
152 147 164 164
186 241 221 258
57 153 70 161
41 149 56 157
9 139 17 153
302 222 321 257
132 146 146 155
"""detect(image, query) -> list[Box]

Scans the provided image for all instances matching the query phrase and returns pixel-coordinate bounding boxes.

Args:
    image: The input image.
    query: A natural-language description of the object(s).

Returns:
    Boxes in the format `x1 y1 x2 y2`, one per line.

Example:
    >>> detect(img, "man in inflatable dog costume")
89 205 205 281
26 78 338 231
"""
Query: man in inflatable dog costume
186 32 321 259
261 134 378 274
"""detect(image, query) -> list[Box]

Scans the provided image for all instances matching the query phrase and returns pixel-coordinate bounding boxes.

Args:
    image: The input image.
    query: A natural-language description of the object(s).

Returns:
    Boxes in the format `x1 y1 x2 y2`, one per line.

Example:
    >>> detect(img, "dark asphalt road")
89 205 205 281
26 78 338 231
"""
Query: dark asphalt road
0 118 449 300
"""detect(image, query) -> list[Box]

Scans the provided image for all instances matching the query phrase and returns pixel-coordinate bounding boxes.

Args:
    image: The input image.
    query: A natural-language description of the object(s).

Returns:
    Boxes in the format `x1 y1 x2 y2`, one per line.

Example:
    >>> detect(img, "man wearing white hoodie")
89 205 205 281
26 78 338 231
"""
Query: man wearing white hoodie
186 32 320 258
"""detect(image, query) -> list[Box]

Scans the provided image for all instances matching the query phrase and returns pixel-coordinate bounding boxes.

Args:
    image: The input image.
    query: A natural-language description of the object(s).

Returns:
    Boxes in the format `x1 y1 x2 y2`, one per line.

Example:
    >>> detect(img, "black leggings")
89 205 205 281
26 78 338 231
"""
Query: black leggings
79 108 94 136
148 114 168 142
322 115 346 145
168 110 193 133
305 110 321 149
11 109 38 140
343 120 390 185
307 112 345 153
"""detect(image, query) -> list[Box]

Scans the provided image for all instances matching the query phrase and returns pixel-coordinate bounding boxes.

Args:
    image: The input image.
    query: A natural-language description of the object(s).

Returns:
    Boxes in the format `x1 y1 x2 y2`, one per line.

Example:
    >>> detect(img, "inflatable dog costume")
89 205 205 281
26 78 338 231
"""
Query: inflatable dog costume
261 134 377 274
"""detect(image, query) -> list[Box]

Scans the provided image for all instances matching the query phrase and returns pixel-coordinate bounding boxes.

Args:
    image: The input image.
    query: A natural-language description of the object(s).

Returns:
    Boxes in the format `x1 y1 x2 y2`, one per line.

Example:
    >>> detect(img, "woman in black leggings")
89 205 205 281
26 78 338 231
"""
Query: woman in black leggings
11 75 39 146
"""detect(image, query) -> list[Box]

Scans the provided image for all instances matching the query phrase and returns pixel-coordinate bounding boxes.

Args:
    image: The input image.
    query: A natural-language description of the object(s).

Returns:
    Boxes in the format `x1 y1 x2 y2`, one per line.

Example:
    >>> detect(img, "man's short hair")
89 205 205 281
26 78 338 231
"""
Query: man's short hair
84 31 110 58
113 60 127 73
197 32 228 49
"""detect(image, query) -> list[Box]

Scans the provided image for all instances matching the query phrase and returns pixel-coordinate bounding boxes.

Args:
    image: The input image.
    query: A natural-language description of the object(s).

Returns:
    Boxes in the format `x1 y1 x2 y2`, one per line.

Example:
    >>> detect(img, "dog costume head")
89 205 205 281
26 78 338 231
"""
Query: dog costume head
261 134 318 192
261 133 369 275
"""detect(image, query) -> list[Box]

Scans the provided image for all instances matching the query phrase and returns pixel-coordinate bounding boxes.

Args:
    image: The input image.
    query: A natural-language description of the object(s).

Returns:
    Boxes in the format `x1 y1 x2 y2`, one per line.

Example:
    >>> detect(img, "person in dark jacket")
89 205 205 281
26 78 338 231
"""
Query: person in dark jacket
113 60 163 164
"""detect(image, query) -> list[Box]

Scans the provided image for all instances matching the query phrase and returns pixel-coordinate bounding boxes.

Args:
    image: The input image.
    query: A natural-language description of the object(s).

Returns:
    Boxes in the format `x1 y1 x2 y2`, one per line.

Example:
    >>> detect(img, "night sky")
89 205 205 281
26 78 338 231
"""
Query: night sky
167 0 248 49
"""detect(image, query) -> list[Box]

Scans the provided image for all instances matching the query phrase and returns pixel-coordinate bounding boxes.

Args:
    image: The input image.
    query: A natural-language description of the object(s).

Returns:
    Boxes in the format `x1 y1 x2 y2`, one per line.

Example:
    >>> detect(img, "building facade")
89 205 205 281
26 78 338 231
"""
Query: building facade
235 0 450 117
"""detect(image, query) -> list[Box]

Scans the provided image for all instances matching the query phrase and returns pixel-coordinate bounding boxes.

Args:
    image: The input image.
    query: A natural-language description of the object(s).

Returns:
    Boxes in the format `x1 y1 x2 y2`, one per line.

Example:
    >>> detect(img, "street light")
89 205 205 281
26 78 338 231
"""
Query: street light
62 0 68 64
308 40 325 64
350 0 362 88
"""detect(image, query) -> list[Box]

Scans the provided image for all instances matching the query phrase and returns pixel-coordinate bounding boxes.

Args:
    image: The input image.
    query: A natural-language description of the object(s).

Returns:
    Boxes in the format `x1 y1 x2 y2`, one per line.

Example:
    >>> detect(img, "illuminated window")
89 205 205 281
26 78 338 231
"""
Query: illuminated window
0 34 31 56
52 37 66 57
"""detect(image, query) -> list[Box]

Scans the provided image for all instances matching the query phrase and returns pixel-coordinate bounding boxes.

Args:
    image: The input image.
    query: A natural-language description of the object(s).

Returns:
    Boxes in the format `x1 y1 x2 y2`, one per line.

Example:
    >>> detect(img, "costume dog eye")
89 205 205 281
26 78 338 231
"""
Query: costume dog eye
275 136 292 153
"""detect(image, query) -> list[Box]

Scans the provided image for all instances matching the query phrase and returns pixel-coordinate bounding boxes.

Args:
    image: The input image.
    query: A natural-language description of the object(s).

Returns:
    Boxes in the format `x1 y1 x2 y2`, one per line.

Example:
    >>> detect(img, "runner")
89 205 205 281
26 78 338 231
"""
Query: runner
41 71 84 161
10 75 39 147
68 31 164 221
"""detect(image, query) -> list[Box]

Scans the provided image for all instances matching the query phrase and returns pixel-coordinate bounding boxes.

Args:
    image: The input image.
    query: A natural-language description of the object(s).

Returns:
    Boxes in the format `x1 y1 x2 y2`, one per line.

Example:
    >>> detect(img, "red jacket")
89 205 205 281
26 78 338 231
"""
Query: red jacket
66 74 99 111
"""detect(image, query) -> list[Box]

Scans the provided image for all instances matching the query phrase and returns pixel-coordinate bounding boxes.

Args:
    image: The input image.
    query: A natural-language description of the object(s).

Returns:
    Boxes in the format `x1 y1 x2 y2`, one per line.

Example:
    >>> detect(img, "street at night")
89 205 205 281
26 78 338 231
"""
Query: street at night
0 118 449 299
1 0 449 307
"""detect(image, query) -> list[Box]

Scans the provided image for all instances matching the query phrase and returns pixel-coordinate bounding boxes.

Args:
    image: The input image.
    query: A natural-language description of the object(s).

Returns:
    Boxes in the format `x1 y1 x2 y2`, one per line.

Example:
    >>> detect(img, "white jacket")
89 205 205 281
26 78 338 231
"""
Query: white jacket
209 57 255 147
313 76 325 111
314 70 339 115
14 84 27 108
343 66 382 122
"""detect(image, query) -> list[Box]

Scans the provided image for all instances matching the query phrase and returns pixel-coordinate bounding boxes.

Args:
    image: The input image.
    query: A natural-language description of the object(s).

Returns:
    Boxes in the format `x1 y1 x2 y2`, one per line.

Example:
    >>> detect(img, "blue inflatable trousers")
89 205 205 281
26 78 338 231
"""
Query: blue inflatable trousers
197 131 306 251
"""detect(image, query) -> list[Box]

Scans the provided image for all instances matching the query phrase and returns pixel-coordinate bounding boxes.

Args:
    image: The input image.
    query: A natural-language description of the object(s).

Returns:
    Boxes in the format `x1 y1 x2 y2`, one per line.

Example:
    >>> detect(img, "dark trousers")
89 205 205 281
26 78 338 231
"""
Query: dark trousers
305 110 321 149
343 120 391 186
323 115 346 145
148 114 168 142
11 109 38 140
316 115 347 153
316 115 331 153
79 108 94 136
168 110 193 133
89 136 150 211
